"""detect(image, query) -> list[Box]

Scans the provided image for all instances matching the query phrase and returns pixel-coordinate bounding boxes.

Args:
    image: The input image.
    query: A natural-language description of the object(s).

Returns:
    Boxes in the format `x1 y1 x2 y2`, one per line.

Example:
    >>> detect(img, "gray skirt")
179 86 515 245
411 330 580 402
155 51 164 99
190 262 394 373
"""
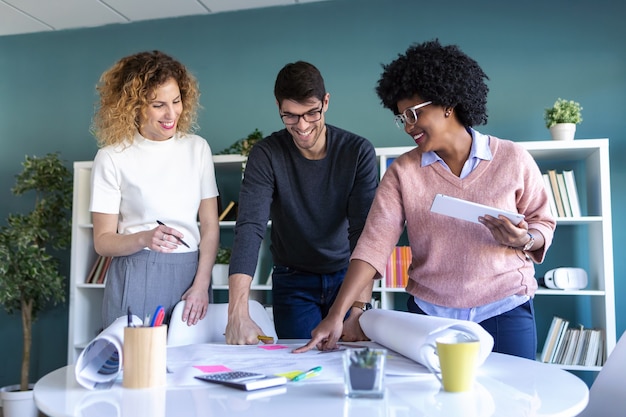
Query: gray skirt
101 250 210 329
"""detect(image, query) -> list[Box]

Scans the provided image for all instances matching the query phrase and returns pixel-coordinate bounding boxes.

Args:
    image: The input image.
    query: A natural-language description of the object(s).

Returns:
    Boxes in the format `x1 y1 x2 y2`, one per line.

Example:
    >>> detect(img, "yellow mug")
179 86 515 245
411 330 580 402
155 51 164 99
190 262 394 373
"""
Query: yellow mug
420 331 480 392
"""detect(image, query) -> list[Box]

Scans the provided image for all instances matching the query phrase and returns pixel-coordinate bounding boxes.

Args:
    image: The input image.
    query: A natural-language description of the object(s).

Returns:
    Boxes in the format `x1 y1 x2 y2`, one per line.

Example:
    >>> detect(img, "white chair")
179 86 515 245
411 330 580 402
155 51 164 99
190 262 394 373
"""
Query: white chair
167 300 277 346
577 331 626 417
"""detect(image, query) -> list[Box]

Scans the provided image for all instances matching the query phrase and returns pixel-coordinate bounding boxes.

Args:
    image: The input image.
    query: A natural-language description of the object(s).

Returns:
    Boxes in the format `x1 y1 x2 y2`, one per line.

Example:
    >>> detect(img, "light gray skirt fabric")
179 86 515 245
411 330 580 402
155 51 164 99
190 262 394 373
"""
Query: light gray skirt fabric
101 249 210 330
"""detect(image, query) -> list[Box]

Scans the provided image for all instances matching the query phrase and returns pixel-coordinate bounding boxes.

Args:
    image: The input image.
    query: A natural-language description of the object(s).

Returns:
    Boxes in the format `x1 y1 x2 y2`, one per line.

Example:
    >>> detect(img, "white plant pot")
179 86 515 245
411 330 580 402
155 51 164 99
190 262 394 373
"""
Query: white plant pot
549 123 576 141
0 384 38 417
211 264 229 286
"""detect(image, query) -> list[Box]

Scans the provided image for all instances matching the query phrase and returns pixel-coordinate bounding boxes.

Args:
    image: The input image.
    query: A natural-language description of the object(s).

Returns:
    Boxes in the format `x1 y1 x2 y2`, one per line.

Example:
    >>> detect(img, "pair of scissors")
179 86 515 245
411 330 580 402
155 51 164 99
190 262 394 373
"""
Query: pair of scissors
149 305 165 327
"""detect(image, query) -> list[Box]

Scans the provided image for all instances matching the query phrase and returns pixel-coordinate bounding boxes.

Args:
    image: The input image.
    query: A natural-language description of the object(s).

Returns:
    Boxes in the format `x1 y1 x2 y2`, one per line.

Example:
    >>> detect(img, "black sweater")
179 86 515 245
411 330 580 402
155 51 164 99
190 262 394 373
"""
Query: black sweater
229 125 378 276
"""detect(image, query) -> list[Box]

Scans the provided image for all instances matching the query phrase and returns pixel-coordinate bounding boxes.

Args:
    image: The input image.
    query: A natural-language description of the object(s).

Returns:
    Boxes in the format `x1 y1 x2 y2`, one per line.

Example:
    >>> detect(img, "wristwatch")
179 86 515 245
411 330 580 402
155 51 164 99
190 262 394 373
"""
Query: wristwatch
522 232 535 251
351 301 373 311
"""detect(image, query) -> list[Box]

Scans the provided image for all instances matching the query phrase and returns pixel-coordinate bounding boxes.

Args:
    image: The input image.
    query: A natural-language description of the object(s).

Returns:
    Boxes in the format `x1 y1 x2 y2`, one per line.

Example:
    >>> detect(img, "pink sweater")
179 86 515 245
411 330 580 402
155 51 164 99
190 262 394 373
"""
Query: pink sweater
352 137 556 308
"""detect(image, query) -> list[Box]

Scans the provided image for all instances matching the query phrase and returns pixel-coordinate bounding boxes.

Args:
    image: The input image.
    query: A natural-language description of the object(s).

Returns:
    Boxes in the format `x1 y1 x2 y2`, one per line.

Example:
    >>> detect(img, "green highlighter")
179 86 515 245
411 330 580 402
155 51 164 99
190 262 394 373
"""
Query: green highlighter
291 366 322 382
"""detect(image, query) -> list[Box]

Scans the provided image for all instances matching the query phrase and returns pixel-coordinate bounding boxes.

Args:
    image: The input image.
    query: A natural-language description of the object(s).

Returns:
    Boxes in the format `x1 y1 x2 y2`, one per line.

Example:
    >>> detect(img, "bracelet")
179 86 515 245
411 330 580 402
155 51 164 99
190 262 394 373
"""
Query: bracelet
522 232 535 251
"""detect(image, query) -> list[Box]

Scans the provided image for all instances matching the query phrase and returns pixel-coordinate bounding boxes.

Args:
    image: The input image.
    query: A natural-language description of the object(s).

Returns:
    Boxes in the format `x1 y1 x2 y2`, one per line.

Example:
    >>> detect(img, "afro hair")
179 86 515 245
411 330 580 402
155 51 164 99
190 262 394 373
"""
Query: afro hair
376 39 489 127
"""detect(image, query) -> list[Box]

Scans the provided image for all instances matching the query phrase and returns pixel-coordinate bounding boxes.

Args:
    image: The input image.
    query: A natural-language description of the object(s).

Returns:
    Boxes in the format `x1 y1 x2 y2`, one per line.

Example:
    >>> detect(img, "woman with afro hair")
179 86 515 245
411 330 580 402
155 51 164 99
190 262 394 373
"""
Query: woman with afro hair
295 40 556 359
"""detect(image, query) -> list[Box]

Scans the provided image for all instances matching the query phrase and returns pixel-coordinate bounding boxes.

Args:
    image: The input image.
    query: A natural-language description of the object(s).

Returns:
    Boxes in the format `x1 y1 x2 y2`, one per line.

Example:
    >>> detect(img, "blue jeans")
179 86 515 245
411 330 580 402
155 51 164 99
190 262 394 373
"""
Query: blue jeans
271 265 347 339
407 296 537 359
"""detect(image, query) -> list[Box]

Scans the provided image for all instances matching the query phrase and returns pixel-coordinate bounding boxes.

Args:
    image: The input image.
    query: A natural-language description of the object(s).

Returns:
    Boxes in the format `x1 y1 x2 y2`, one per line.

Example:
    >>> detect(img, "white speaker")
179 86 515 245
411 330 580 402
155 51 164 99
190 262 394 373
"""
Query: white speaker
543 268 588 290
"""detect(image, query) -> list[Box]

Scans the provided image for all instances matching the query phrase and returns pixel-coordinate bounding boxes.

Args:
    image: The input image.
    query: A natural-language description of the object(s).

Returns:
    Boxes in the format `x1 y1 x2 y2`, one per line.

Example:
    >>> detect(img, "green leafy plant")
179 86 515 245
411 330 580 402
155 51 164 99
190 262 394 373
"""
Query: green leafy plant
0 153 72 391
349 348 383 368
544 98 583 128
217 129 263 157
215 246 232 264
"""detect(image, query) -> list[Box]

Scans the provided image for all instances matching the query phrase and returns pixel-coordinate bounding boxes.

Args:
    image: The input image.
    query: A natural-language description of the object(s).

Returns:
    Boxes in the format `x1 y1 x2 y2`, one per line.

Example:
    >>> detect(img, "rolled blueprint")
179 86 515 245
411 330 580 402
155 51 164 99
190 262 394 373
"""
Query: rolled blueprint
359 309 494 368
75 315 143 390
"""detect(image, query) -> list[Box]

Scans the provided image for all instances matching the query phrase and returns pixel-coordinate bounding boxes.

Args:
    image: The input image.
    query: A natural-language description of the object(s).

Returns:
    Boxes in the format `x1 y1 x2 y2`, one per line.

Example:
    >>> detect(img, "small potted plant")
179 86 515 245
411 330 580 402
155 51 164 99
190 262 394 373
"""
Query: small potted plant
211 246 231 286
544 98 583 141
0 153 72 417
217 128 264 158
217 129 264 174
343 347 387 398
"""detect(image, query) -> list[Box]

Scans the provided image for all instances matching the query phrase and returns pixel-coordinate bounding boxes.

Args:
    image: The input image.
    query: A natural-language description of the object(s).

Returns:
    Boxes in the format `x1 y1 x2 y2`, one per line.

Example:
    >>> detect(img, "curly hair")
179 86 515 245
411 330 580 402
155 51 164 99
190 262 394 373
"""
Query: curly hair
375 39 489 127
91 50 200 147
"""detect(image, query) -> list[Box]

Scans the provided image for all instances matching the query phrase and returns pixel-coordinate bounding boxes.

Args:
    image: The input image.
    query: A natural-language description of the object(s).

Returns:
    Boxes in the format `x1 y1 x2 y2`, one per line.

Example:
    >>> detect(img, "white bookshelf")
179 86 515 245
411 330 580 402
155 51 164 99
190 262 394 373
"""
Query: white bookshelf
67 140 615 370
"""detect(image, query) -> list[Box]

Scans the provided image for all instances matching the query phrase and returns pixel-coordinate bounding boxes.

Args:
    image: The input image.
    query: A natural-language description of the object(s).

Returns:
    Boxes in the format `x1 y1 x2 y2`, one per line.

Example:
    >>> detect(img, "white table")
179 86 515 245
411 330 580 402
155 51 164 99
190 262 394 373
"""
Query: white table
35 349 587 417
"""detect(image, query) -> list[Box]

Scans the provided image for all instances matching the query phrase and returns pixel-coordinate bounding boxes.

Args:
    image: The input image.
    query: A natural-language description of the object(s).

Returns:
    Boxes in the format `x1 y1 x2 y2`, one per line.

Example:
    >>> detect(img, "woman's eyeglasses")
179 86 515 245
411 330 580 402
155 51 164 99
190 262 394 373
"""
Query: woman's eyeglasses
394 101 432 129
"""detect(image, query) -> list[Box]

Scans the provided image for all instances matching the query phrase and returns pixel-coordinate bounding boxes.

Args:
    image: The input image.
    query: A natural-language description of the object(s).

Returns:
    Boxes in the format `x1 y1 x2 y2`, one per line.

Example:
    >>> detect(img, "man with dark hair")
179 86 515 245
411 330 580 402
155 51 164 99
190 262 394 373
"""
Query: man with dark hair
225 61 378 342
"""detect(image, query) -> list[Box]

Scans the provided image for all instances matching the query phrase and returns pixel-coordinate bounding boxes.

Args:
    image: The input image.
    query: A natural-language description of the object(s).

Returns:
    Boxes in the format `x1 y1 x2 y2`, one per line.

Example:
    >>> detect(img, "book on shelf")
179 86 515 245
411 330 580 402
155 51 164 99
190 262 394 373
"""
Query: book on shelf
571 326 587 366
550 317 570 364
85 255 103 283
562 170 582 217
385 246 411 288
556 173 572 217
85 255 112 284
541 317 605 366
553 325 571 364
544 169 582 218
540 316 563 362
218 200 238 222
96 256 113 284
542 173 558 218
547 169 566 217
562 328 580 365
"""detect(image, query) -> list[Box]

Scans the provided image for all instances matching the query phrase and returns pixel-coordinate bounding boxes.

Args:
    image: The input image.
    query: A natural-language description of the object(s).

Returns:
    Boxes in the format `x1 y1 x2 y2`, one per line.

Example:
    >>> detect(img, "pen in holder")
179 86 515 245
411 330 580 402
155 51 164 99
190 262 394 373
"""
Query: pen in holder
123 325 167 389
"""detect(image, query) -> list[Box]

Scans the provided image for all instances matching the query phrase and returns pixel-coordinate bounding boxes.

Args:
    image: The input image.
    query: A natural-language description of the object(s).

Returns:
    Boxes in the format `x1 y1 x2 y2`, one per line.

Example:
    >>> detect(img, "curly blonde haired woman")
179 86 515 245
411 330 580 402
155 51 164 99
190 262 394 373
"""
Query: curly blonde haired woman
90 50 219 329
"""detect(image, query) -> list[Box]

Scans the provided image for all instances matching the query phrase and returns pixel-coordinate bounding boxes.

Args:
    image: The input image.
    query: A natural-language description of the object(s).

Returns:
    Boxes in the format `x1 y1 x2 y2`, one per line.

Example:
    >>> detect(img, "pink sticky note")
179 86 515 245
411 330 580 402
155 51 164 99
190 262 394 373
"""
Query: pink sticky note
194 365 231 373
259 344 288 351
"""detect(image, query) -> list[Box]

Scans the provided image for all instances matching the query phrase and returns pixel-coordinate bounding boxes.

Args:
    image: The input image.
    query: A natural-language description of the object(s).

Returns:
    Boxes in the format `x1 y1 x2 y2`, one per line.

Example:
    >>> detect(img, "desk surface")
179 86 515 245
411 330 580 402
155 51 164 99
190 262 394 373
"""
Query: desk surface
35 350 588 417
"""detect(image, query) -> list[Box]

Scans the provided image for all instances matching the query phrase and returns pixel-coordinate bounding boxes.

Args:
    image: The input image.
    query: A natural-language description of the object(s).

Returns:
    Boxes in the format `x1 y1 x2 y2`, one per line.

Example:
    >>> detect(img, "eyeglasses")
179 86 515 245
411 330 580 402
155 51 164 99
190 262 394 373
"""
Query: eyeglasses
280 104 324 125
394 101 432 129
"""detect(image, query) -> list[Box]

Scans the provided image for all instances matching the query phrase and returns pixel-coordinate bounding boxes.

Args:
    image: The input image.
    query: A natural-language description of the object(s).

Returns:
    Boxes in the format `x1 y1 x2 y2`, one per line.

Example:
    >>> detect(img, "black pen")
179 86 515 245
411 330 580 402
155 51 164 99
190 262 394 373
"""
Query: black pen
127 306 134 327
156 220 190 248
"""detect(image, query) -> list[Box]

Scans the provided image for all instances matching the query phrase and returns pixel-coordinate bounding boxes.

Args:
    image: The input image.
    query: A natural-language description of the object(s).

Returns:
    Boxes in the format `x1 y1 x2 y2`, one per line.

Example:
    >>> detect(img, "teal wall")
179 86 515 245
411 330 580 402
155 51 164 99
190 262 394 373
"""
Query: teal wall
0 0 624 386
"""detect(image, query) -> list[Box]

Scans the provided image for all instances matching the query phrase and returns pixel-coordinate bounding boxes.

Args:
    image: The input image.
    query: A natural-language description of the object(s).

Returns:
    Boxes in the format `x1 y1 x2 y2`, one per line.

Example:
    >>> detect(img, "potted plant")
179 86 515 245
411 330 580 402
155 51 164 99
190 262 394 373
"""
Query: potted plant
544 98 583 141
217 128 263 157
343 347 386 398
217 129 264 174
0 153 72 417
212 246 231 286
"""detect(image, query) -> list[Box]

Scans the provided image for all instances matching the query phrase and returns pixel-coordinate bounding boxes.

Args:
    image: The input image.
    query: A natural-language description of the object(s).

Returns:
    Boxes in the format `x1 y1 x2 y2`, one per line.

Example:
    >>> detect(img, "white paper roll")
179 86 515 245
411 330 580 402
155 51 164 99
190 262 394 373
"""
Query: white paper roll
75 315 143 390
359 309 494 368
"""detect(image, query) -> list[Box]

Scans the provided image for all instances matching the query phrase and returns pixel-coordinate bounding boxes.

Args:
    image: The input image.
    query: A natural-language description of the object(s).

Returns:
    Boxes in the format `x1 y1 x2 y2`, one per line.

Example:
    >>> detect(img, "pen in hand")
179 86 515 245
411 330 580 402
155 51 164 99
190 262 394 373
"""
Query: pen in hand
156 220 190 248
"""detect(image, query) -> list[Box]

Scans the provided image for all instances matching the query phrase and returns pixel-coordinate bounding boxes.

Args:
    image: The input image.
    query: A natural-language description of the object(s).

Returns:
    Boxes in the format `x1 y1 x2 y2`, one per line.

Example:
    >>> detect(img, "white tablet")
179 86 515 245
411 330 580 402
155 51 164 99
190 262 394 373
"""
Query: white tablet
430 194 524 225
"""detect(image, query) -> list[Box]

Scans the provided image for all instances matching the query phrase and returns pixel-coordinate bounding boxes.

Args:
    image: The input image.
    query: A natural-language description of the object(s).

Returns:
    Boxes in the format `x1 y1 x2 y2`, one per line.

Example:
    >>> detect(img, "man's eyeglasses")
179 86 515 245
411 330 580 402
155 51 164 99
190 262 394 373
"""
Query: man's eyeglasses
394 101 432 129
280 105 324 125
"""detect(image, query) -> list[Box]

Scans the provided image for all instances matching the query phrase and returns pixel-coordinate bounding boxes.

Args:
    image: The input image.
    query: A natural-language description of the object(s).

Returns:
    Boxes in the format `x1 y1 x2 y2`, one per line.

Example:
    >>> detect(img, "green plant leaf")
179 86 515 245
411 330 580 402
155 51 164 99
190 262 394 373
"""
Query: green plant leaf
544 98 583 128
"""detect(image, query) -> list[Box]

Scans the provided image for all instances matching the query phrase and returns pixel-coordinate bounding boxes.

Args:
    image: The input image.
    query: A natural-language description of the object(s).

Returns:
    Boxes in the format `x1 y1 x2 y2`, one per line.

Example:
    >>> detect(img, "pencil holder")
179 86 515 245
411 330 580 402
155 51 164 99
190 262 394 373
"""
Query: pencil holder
123 325 167 389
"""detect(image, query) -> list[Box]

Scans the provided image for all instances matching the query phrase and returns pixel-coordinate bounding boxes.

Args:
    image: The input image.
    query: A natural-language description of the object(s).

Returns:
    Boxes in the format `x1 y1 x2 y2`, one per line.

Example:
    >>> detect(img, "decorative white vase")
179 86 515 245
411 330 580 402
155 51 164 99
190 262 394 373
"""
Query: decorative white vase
211 264 229 286
549 123 576 141
0 384 38 417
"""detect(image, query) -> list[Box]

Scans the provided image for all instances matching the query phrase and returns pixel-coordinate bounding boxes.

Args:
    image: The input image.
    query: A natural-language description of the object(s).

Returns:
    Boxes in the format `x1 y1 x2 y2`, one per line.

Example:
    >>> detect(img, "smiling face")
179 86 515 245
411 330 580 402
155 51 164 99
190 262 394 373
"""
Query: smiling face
396 95 448 152
138 77 182 141
279 94 329 159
